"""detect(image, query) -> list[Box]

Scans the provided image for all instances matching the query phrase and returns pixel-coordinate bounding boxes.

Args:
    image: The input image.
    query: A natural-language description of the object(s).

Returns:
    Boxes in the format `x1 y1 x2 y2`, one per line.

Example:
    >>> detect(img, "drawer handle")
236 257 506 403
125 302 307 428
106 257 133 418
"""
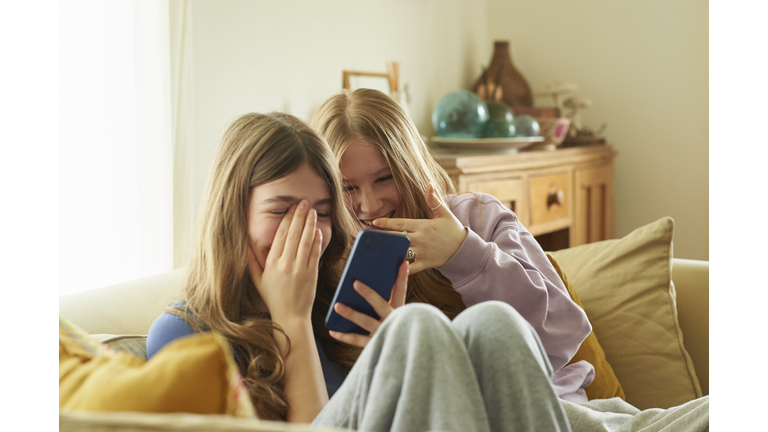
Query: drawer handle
547 188 564 208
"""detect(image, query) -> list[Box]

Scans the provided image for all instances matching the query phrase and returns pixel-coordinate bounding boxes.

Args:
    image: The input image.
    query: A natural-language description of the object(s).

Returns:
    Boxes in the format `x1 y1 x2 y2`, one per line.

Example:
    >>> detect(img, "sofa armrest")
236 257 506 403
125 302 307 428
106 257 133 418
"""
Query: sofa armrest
671 258 709 396
60 410 346 432
59 269 184 335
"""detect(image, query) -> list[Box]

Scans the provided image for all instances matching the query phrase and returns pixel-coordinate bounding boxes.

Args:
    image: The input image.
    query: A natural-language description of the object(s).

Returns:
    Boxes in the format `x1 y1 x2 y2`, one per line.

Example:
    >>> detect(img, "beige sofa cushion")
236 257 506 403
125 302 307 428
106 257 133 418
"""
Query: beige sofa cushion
550 217 702 409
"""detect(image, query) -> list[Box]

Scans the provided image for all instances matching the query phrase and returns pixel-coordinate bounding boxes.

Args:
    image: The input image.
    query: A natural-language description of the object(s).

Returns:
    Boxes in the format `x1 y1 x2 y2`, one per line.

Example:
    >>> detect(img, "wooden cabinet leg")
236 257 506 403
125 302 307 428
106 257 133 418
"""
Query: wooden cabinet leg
574 165 614 247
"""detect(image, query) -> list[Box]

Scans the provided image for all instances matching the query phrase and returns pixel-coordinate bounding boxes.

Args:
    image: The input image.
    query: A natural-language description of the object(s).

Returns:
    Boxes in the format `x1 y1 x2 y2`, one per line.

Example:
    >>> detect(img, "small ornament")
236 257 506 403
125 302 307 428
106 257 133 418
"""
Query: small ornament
482 101 516 138
563 96 593 130
535 81 577 110
513 115 540 137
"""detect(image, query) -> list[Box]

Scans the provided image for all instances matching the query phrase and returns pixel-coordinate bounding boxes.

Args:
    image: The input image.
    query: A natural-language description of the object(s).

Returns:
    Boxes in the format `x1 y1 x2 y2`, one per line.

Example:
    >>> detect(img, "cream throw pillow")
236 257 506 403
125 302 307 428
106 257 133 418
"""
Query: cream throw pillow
550 217 702 409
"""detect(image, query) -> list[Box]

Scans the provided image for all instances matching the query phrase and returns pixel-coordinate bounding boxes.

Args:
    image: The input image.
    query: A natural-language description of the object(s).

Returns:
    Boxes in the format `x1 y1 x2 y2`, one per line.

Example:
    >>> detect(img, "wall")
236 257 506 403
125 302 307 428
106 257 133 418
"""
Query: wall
185 0 487 226
182 0 708 260
486 0 708 259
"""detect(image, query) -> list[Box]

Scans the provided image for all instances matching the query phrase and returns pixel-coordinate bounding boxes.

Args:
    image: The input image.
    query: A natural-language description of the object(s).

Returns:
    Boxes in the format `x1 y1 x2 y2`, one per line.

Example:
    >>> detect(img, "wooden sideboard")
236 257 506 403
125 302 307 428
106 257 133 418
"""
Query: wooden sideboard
432 144 617 251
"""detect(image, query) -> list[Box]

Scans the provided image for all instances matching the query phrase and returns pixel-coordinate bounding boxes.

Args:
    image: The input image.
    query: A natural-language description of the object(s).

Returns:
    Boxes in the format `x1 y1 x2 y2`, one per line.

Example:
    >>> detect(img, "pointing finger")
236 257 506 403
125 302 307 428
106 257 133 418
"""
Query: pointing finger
371 217 417 232
425 183 447 217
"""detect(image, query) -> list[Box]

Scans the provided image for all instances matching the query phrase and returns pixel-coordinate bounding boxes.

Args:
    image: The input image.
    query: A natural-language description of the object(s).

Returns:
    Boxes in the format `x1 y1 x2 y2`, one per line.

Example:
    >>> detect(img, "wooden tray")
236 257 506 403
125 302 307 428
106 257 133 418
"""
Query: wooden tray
430 136 543 152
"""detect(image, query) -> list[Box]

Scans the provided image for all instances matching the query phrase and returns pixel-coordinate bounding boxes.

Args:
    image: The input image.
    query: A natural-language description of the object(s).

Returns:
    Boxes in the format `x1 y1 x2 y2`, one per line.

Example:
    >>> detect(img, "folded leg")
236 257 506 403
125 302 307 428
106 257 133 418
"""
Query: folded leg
452 301 571 432
313 303 491 432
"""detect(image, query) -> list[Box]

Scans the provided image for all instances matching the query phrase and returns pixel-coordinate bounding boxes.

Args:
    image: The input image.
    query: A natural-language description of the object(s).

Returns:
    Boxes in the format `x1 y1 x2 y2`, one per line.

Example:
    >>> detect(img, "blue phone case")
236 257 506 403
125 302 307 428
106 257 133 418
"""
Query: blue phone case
325 229 410 335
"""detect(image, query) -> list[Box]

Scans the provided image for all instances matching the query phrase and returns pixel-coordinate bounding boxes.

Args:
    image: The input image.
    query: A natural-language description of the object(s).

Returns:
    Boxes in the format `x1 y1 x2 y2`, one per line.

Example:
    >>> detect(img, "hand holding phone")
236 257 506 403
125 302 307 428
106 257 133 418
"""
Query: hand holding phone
325 230 410 338
329 260 409 347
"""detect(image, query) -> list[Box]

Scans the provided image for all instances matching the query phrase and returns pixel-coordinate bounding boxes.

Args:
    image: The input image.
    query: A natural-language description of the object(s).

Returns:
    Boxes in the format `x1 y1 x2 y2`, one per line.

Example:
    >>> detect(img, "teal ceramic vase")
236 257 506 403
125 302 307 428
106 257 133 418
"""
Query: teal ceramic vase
432 91 489 138
483 101 516 138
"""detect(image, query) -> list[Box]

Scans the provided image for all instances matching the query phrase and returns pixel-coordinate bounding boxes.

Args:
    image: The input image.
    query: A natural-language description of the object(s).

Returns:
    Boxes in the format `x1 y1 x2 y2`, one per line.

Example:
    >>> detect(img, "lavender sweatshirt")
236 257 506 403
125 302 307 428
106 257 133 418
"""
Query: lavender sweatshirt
440 193 595 403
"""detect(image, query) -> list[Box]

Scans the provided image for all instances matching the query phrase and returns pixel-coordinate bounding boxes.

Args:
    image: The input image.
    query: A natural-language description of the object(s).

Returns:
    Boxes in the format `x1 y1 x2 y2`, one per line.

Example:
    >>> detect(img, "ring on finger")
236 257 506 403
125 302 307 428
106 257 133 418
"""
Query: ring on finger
406 248 417 262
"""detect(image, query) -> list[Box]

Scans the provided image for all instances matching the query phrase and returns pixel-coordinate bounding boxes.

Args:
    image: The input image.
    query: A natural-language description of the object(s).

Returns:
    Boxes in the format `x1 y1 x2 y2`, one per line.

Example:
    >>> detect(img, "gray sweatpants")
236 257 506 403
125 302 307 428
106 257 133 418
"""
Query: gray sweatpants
312 301 571 432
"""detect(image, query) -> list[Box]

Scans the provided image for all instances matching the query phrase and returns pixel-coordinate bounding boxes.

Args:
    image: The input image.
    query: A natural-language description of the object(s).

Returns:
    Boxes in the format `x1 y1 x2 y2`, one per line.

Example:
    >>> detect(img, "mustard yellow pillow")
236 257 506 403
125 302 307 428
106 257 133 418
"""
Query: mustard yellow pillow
546 253 625 401
550 217 702 409
59 316 256 418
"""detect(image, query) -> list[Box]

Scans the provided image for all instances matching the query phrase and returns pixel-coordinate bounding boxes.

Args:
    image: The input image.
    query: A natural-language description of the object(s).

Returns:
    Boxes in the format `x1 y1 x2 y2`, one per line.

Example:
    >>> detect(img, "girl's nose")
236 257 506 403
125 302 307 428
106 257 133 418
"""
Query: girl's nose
356 189 381 215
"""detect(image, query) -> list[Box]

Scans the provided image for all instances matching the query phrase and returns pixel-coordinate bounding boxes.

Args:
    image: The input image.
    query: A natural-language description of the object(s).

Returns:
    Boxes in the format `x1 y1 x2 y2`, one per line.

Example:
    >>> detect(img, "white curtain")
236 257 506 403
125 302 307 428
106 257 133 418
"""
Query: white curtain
170 0 195 270
60 0 173 296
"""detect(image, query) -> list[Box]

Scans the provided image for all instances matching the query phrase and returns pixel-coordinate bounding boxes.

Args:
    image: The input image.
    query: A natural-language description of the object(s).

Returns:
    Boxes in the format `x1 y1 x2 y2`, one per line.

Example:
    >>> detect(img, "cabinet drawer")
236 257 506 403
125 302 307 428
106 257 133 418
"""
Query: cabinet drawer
529 172 570 227
464 177 529 226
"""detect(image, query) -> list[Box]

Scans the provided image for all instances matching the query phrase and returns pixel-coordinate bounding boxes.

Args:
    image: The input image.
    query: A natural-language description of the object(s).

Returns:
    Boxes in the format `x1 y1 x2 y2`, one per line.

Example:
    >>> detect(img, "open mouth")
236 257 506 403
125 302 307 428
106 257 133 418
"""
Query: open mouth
359 210 395 229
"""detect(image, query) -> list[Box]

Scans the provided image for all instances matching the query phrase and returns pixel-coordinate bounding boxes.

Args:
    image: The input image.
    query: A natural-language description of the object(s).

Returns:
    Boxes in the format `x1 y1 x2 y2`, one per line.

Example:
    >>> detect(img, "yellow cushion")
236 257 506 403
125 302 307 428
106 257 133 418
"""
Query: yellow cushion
59 316 256 418
546 253 626 401
550 217 702 409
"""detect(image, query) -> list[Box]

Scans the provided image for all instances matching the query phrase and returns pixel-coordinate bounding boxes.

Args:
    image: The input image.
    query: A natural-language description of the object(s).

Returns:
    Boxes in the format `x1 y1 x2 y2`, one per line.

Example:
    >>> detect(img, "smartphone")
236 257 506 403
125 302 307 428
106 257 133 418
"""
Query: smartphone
325 229 410 335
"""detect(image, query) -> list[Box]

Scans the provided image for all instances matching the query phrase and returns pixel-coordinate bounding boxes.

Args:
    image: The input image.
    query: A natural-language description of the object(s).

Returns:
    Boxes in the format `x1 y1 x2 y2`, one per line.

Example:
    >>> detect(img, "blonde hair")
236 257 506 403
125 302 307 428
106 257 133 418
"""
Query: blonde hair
180 112 361 420
311 88 466 319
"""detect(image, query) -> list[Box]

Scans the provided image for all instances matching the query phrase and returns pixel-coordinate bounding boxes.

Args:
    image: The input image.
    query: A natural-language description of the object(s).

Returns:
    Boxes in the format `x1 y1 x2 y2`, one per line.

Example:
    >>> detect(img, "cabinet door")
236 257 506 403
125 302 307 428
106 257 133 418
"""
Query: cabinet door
572 164 614 246
528 171 571 236
464 177 529 227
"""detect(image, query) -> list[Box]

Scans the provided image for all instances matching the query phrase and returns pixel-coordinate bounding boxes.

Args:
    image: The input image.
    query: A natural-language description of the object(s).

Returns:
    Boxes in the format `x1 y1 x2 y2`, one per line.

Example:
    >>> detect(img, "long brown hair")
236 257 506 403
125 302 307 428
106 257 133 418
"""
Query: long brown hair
180 112 361 420
311 88 467 319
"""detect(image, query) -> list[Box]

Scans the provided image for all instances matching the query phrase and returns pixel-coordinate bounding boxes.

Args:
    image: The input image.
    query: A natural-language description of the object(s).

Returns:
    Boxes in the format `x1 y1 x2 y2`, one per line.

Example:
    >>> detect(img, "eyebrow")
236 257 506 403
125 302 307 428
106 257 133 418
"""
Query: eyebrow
259 196 333 206
343 166 391 183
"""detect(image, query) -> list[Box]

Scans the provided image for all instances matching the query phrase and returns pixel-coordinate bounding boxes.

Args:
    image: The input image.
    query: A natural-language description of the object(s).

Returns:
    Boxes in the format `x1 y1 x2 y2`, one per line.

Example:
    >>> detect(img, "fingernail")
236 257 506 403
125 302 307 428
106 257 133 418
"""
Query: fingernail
336 303 346 312
309 208 317 218
299 200 308 209
372 219 380 226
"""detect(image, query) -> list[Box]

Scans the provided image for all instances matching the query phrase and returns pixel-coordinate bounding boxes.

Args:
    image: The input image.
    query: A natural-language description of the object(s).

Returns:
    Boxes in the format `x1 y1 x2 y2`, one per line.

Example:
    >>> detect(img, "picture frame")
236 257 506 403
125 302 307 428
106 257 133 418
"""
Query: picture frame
342 70 393 96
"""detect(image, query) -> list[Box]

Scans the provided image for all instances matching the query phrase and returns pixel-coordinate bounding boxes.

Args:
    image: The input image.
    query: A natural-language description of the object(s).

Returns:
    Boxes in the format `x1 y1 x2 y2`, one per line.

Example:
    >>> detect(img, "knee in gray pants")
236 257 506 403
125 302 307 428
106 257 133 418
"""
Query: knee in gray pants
453 301 554 377
373 302 455 350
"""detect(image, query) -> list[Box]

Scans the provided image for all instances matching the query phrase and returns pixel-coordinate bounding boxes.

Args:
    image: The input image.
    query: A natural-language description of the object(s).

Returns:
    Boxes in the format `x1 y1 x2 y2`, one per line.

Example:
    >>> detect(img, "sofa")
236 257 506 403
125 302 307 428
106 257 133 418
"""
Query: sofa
59 216 708 431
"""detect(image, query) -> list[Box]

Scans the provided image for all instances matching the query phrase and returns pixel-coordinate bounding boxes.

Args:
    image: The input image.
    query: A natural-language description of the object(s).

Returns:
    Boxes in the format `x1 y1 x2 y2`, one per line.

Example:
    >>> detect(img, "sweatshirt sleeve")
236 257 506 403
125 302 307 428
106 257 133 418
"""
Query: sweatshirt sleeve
146 309 196 359
438 193 591 372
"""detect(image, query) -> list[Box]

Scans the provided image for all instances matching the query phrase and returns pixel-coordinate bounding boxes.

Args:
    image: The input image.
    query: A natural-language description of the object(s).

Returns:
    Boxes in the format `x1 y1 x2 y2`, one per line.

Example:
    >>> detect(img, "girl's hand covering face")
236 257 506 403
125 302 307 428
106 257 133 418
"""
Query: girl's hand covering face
328 260 409 348
246 199 324 323
371 184 467 274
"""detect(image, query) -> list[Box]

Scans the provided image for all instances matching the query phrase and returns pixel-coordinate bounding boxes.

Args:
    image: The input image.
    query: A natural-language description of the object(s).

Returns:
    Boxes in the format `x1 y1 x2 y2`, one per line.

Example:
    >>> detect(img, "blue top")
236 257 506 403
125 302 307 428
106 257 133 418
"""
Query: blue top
146 301 347 398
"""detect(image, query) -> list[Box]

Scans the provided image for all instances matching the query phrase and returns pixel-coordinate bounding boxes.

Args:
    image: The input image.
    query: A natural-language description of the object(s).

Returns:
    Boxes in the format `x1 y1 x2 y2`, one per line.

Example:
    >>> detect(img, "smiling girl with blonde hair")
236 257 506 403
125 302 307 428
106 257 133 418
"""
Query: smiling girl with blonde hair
312 89 710 432
312 88 595 401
